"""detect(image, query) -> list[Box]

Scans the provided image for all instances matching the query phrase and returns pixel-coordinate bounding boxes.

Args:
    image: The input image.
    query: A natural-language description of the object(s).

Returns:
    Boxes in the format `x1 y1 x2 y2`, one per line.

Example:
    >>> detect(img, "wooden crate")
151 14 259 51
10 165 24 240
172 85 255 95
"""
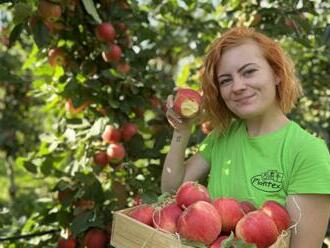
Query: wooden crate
111 206 291 248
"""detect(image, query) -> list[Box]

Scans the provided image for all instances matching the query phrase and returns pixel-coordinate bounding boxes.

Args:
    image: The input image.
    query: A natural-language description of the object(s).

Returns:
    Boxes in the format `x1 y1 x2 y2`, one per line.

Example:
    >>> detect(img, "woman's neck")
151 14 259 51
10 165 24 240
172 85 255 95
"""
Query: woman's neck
245 110 289 137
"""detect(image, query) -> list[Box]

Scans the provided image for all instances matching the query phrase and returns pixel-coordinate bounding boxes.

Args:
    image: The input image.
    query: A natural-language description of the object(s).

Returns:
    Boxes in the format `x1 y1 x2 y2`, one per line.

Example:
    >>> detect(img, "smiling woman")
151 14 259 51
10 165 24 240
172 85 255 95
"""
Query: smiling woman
161 27 330 248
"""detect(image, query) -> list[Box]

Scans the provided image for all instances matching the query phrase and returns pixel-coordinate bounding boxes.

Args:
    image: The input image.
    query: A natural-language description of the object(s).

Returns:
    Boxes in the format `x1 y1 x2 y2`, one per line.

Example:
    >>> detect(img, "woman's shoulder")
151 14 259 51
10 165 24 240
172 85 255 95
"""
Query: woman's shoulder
288 121 329 152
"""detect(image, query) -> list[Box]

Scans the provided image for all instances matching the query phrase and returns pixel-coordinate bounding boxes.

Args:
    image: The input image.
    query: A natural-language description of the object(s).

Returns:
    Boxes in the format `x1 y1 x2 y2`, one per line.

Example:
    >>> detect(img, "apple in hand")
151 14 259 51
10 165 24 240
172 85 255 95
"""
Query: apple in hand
95 23 116 42
106 143 125 164
173 88 202 119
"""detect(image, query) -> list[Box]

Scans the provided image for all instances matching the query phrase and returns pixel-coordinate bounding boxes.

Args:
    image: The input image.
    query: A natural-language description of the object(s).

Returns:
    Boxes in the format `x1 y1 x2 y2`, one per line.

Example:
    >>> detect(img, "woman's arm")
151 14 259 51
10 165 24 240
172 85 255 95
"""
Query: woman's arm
286 194 330 248
161 128 210 193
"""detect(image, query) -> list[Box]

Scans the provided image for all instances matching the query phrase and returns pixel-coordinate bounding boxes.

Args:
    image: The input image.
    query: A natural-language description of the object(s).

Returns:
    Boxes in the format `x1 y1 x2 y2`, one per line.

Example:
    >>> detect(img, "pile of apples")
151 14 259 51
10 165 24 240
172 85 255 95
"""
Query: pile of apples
127 181 291 248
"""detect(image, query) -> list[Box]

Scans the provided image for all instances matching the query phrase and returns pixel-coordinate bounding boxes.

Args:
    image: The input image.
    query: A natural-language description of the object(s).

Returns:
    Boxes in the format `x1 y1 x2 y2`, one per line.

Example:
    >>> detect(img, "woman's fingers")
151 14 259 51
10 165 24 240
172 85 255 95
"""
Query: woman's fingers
166 108 182 124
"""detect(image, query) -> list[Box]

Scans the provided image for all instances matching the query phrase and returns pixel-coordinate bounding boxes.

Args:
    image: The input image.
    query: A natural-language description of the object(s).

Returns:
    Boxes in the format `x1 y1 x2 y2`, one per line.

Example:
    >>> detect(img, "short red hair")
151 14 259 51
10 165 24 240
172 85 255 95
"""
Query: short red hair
201 27 302 133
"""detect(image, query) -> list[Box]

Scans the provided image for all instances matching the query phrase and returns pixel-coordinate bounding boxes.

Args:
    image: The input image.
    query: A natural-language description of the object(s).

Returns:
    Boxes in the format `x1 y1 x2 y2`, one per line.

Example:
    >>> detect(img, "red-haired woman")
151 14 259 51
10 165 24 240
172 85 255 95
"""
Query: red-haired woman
162 27 330 247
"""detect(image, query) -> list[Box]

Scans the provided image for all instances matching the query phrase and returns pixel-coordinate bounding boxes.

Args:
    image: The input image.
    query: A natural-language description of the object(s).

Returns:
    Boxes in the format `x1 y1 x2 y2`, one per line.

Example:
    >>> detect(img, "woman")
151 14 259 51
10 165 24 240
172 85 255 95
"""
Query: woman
161 27 330 247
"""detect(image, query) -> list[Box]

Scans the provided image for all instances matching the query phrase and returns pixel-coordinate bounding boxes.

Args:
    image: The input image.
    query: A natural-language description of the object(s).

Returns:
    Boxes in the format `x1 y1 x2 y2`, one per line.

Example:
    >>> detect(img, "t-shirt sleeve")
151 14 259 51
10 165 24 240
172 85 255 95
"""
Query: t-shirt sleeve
198 130 216 164
287 138 330 195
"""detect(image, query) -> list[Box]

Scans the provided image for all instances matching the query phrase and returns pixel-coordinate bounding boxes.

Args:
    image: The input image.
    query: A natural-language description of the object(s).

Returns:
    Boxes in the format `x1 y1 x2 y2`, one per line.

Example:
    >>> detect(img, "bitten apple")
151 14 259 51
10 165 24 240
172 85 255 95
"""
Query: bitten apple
261 200 291 233
102 44 122 63
106 143 125 164
48 48 66 67
173 88 202 119
102 125 122 144
95 23 116 42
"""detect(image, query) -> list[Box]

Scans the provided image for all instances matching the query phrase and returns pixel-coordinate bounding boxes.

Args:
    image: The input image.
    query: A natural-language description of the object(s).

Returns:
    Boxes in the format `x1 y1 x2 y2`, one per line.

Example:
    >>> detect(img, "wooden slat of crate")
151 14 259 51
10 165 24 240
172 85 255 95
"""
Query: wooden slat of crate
111 207 193 248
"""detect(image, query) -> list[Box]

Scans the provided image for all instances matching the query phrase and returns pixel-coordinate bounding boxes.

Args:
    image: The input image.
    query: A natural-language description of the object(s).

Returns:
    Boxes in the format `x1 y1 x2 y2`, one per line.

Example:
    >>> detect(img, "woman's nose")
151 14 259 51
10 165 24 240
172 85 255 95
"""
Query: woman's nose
232 76 247 92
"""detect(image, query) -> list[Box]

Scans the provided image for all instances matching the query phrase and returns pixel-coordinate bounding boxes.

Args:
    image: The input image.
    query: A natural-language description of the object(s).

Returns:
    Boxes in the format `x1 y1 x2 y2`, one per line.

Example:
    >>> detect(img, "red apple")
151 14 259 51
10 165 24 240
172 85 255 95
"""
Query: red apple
37 0 62 22
213 197 245 232
177 201 222 245
236 210 279 248
48 48 66 67
102 44 122 63
129 205 155 226
240 200 257 214
101 125 122 144
176 181 211 209
209 235 229 248
93 151 109 167
121 123 138 142
95 23 116 42
58 237 77 248
116 62 130 74
173 88 202 118
84 228 108 248
106 143 125 164
261 200 291 233
153 202 183 233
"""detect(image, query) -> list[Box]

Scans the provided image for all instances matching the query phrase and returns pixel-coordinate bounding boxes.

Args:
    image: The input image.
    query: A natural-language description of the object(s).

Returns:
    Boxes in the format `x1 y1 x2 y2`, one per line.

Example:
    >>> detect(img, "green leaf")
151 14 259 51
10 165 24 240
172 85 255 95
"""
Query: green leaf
13 2 33 25
71 211 104 236
88 118 107 137
23 161 38 174
31 19 51 48
9 23 24 47
81 0 102 24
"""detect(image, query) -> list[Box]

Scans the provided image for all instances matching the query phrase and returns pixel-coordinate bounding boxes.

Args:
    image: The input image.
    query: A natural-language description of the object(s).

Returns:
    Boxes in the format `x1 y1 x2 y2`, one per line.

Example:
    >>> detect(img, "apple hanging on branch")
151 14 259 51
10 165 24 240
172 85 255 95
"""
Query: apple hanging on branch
95 22 116 42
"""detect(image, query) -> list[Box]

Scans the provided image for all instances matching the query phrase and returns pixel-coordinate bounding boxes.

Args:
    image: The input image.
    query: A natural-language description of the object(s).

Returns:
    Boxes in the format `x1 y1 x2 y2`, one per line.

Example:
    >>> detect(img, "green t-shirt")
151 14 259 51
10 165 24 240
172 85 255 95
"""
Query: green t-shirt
199 120 330 207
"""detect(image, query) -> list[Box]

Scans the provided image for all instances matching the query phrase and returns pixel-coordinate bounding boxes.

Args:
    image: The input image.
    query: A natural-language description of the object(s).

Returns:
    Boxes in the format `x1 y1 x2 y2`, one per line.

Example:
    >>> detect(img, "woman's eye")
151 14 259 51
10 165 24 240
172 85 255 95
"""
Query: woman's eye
243 69 257 76
219 78 232 85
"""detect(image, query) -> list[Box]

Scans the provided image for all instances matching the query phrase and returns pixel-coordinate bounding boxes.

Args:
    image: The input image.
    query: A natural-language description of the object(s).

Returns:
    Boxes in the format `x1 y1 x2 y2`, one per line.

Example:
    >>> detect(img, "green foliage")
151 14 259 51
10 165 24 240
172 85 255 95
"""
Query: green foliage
0 0 329 247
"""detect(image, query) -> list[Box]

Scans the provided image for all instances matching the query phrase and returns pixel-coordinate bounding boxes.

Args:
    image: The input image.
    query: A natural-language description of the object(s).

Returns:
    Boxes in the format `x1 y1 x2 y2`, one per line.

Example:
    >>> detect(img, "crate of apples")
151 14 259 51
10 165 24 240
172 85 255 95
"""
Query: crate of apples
111 181 291 248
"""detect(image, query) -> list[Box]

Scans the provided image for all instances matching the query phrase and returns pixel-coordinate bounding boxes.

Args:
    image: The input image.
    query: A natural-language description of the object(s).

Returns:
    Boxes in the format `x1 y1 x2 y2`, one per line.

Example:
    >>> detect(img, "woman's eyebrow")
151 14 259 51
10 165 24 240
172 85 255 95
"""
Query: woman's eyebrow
217 63 257 79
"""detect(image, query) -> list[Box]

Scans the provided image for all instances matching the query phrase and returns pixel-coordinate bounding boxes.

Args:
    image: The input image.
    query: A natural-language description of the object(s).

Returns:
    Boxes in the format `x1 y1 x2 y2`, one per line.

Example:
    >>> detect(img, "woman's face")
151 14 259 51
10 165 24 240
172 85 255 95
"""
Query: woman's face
216 40 280 120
